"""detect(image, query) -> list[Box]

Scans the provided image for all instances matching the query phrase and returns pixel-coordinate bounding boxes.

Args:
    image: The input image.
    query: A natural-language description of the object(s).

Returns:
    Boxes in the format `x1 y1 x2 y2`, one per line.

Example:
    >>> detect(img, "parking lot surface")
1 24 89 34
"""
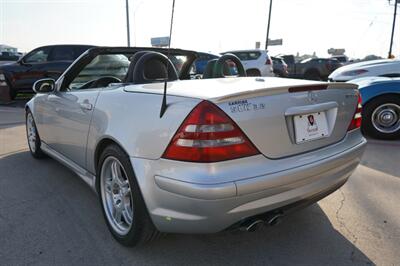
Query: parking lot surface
0 104 399 266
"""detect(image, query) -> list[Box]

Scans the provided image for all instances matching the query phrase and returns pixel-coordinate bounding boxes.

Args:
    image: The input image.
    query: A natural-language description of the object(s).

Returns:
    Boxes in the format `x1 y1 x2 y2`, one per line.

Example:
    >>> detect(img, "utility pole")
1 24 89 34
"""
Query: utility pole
265 0 273 50
389 0 398 58
126 0 131 47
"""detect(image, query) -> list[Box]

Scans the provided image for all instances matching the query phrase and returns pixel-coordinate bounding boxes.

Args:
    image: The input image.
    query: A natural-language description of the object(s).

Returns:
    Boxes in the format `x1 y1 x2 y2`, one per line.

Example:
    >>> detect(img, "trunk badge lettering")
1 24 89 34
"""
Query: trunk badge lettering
308 91 318 103
228 100 266 113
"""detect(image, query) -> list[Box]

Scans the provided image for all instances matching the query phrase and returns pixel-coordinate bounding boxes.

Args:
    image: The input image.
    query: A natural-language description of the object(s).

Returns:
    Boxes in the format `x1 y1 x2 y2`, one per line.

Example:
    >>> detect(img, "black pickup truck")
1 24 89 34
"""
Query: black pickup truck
0 44 94 100
0 52 20 66
280 55 342 81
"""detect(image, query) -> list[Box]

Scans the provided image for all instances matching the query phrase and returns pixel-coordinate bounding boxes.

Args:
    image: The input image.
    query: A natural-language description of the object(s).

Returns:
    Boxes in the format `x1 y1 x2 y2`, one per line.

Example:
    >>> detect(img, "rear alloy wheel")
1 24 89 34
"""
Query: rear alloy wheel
26 110 45 158
101 157 134 236
363 95 400 140
98 145 160 246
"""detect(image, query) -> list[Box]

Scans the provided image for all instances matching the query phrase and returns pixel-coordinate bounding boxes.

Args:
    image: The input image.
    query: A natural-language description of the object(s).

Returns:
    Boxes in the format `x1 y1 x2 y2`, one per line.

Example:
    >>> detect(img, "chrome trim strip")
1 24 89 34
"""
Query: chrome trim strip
285 101 339 116
41 142 96 191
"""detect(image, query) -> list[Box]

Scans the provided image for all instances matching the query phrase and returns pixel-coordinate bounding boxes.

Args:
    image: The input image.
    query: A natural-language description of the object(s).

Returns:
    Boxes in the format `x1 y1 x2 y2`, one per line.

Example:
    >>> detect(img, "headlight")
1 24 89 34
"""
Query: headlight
0 73 7 86
342 69 368 76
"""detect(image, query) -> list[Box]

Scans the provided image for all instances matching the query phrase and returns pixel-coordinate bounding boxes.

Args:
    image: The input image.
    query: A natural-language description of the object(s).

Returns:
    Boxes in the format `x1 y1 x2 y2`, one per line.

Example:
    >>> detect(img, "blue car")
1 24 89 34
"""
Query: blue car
194 52 219 75
350 77 400 139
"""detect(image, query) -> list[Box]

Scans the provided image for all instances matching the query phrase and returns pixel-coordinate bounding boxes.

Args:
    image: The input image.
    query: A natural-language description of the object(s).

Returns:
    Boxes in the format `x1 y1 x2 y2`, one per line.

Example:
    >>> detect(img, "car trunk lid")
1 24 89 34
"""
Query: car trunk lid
124 77 359 159
212 82 358 159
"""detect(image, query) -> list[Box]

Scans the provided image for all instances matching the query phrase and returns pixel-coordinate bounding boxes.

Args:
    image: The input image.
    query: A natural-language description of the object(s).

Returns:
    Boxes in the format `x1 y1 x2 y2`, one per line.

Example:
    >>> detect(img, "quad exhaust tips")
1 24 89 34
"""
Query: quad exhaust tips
268 213 283 226
244 220 264 232
240 212 284 232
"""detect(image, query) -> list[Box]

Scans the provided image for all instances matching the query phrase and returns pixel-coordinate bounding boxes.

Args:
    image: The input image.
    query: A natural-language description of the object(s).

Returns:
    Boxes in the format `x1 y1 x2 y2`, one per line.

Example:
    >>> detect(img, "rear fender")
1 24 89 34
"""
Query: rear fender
85 88 201 174
360 83 400 105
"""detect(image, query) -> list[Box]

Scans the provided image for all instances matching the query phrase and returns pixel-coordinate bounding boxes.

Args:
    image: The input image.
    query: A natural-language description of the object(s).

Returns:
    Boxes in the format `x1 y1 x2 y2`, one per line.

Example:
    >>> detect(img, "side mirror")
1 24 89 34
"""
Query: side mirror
17 57 26 65
33 78 55 93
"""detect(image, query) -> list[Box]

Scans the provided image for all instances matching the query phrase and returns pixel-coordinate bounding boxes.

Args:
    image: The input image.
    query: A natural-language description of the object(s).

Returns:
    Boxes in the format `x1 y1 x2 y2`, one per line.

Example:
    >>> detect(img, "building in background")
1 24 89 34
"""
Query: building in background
0 44 18 55
151 37 170 48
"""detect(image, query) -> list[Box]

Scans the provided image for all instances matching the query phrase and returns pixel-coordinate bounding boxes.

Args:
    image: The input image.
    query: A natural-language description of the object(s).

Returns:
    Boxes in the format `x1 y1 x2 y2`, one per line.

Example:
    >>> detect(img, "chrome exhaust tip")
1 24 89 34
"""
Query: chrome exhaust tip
267 213 283 226
241 219 264 232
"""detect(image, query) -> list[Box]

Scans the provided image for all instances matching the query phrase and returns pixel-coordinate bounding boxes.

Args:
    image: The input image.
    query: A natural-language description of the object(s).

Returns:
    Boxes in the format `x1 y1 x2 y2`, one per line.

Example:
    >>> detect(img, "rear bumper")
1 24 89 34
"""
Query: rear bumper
131 131 366 233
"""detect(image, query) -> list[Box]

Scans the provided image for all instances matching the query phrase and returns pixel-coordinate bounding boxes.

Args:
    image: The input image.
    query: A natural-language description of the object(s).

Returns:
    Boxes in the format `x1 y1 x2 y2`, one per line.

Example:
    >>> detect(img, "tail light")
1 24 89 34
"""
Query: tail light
347 93 362 131
265 58 272 65
162 101 260 162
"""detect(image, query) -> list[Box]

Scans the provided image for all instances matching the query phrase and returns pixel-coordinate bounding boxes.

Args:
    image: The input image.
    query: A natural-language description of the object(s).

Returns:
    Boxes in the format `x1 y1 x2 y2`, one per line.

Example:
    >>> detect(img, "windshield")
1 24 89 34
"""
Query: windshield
66 50 192 90
70 54 130 89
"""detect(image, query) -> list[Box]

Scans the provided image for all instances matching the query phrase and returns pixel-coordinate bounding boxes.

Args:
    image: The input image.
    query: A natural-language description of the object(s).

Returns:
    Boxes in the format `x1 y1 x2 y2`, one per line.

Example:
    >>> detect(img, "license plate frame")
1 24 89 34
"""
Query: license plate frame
293 111 329 144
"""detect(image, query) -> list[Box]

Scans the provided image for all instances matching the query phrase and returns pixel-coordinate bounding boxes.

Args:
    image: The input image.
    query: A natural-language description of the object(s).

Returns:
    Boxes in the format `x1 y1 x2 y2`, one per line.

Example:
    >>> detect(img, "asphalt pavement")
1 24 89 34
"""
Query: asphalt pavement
0 104 399 266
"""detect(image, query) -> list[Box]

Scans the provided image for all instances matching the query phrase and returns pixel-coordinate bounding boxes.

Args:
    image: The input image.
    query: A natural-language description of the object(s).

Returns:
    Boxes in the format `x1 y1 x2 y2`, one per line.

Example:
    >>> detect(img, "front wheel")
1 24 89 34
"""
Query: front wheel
362 95 400 140
98 144 160 246
9 87 17 100
26 110 45 158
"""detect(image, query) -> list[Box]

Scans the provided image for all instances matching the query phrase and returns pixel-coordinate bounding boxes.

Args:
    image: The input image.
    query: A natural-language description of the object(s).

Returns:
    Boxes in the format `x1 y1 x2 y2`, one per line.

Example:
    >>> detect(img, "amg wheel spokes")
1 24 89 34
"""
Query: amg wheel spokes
101 157 134 235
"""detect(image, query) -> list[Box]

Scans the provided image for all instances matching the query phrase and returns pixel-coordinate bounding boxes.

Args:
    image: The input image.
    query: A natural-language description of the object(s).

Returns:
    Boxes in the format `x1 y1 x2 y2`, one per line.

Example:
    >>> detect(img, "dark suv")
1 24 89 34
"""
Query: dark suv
0 44 94 100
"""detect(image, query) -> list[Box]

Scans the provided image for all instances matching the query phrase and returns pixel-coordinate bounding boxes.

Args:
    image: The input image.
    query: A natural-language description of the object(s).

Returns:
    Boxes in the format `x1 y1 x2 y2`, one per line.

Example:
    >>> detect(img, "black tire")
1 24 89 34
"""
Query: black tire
246 69 261 77
97 144 160 246
304 70 321 81
9 85 17 100
362 95 400 140
25 110 46 158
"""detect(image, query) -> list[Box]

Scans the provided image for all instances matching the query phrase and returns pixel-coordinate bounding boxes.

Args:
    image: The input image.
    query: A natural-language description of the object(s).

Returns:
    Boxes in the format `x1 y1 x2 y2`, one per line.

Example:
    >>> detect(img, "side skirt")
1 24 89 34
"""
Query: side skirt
41 142 97 193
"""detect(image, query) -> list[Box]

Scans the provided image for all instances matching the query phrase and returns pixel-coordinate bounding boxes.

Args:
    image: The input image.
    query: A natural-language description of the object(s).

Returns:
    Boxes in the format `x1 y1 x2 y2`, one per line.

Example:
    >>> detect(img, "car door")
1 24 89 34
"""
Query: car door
13 46 52 90
39 53 129 168
43 88 99 168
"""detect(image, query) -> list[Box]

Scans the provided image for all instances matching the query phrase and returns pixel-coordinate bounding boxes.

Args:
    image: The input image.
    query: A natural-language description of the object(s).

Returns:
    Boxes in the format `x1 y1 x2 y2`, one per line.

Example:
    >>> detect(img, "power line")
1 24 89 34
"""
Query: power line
388 0 398 58
265 0 273 50
125 0 131 47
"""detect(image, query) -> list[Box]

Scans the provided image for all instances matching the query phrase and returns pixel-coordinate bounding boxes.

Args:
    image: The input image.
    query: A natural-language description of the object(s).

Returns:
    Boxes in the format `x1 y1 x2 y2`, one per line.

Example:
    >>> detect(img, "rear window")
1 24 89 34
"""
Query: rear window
50 46 75 61
198 53 218 61
232 52 261 61
74 46 93 58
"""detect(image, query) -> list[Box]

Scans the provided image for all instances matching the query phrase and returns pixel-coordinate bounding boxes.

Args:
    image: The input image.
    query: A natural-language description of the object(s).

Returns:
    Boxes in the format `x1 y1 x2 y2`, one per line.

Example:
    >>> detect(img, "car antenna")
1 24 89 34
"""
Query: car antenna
160 0 176 118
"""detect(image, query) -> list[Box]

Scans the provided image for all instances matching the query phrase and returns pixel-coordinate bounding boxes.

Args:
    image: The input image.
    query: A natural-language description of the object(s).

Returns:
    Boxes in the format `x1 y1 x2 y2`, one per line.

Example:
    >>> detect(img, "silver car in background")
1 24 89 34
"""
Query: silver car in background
26 47 366 246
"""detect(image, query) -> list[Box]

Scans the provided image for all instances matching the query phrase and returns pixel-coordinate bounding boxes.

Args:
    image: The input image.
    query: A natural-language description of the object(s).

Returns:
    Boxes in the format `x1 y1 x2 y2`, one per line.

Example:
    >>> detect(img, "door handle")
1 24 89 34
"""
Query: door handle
80 102 93 111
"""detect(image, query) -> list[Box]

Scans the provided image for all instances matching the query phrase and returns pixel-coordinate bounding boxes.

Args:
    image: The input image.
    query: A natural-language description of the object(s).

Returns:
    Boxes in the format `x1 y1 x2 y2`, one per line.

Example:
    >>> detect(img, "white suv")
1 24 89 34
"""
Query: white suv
222 49 274 77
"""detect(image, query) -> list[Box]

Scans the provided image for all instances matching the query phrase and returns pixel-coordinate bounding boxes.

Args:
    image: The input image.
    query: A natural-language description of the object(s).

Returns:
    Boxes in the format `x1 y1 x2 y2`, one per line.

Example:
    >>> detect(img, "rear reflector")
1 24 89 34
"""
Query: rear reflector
347 93 362 131
288 85 327 93
162 101 260 162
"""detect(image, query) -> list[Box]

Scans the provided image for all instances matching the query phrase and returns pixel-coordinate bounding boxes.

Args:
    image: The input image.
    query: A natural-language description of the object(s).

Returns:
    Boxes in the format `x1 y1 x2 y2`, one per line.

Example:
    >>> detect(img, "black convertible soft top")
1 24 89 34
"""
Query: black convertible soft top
87 46 198 80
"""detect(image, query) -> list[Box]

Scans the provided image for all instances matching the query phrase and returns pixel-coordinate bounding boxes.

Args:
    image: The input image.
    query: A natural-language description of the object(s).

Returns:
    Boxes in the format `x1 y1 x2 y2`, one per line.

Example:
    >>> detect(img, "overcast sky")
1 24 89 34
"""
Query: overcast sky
0 0 398 58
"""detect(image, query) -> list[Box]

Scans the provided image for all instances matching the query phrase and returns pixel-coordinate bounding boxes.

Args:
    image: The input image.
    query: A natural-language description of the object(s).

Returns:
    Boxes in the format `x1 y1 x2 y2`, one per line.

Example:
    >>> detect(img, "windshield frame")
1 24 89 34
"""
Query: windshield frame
60 46 198 91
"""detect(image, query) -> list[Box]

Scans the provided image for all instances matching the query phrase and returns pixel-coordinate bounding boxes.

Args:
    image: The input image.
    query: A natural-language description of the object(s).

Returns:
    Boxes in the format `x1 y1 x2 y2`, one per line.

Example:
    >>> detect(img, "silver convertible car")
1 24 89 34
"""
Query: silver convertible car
26 47 367 246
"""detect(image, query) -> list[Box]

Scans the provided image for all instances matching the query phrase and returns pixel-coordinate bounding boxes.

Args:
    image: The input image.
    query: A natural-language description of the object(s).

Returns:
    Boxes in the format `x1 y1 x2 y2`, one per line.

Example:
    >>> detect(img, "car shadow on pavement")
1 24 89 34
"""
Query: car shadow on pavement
0 98 29 108
361 139 400 178
0 151 373 266
142 207 373 265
